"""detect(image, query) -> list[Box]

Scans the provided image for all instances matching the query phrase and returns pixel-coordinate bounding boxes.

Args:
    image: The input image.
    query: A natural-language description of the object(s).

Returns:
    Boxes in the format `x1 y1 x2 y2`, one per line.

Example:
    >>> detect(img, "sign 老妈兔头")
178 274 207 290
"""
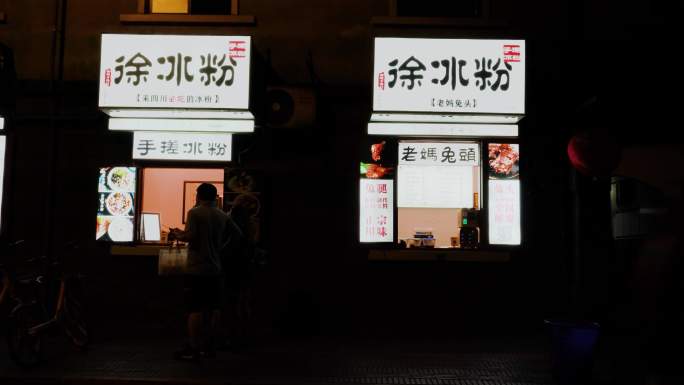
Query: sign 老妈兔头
398 142 480 166
99 34 251 110
373 38 525 115
132 131 232 162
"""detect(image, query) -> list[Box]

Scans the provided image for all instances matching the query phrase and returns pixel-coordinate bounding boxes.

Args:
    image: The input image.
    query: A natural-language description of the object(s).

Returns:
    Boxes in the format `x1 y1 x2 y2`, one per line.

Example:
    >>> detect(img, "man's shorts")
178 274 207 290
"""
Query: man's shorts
183 275 223 313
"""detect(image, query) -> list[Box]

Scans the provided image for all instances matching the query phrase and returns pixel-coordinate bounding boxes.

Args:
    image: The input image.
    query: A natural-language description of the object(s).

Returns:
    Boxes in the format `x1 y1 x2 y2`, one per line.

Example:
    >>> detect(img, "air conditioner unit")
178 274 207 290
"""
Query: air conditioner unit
265 86 316 129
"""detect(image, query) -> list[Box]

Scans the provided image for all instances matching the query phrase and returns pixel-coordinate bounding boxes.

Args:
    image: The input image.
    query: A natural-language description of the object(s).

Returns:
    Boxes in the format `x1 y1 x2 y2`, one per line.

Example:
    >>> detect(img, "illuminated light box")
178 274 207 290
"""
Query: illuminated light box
99 34 251 110
371 113 522 124
373 38 525 115
103 109 253 120
369 38 525 135
397 142 480 208
98 34 254 130
360 179 394 243
109 117 254 133
0 116 4 130
368 122 518 137
0 136 5 231
132 131 232 162
487 143 521 245
96 167 137 243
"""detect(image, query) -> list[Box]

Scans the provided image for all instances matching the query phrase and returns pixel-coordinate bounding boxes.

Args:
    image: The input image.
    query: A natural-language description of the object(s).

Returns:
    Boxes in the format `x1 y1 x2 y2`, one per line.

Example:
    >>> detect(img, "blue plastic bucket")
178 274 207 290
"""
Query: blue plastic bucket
545 319 600 384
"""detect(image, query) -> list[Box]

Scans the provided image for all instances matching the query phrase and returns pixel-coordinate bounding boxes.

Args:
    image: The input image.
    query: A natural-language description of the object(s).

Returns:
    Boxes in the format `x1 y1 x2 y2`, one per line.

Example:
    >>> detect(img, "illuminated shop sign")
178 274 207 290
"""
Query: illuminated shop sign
96 167 137 243
0 136 5 231
373 38 525 115
360 179 394 243
132 131 232 162
487 143 521 245
99 34 251 110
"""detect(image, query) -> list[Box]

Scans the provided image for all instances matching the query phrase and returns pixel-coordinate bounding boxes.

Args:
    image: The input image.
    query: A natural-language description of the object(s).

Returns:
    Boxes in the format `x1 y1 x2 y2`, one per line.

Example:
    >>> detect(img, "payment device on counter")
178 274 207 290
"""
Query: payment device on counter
459 209 481 249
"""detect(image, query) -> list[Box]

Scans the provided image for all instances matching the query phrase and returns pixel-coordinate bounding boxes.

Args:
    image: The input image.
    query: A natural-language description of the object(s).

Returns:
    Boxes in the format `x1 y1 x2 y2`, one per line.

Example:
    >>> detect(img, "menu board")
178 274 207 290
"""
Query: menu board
398 164 474 208
96 167 137 242
141 213 161 242
397 141 479 209
360 179 394 243
487 143 521 245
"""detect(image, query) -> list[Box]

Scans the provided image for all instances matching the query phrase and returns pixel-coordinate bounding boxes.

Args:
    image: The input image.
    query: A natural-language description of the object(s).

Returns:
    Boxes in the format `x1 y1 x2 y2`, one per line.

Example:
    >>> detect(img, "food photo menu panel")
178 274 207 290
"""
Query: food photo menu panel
96 167 137 242
487 144 521 245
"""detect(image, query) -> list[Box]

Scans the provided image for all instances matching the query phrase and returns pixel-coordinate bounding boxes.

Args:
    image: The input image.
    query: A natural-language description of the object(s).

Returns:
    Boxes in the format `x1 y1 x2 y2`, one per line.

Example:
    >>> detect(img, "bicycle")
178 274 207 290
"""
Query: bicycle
1 240 27 314
6 241 89 367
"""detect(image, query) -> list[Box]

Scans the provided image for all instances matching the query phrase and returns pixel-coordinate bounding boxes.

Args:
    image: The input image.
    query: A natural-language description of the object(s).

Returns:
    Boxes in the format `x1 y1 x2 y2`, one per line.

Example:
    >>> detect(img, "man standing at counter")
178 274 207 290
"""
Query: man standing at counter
169 183 228 361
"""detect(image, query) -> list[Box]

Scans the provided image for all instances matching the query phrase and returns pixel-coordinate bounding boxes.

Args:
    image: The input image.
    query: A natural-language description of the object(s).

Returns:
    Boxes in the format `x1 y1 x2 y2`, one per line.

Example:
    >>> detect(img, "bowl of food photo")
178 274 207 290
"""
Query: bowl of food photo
488 143 520 179
107 167 135 192
107 216 134 242
106 192 133 216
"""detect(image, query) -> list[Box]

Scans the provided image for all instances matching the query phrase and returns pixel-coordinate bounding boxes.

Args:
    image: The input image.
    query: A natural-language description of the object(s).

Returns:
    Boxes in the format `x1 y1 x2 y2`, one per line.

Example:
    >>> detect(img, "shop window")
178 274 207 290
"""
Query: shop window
397 141 482 248
122 0 254 25
140 167 224 242
144 0 233 15
189 0 231 15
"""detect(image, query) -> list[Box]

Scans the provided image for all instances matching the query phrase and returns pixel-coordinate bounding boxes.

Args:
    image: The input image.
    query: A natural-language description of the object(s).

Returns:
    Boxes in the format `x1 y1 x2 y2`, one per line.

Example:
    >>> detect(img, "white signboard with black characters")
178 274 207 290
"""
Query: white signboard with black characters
398 142 480 166
99 34 251 110
373 38 525 115
132 131 232 162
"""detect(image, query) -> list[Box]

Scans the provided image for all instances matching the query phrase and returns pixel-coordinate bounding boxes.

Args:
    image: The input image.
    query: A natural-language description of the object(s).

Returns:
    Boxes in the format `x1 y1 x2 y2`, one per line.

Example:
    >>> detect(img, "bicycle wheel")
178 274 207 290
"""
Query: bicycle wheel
62 292 89 349
6 303 44 368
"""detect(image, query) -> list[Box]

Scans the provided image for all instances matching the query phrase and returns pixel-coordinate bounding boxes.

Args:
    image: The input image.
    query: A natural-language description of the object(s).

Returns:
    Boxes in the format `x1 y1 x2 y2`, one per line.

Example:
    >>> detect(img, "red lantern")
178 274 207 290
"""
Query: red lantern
567 132 621 177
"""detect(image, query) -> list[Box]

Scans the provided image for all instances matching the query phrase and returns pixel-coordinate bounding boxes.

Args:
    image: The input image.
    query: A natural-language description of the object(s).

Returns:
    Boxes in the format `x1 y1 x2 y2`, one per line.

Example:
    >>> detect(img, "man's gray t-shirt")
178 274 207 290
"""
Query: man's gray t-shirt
184 203 229 275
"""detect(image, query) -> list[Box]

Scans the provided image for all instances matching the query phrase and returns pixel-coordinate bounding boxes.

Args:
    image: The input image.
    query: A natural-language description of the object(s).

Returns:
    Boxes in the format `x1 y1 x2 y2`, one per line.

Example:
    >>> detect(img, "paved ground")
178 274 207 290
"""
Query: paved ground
0 333 555 385
0 332 680 385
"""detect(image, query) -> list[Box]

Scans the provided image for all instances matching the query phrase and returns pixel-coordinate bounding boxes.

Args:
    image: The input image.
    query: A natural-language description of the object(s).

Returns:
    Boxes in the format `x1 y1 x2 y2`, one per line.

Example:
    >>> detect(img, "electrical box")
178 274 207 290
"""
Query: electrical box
611 176 668 239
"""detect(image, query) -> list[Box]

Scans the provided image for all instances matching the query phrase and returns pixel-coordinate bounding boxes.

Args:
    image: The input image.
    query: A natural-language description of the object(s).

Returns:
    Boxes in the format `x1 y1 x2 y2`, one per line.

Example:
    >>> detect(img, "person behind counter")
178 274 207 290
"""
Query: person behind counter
168 183 228 361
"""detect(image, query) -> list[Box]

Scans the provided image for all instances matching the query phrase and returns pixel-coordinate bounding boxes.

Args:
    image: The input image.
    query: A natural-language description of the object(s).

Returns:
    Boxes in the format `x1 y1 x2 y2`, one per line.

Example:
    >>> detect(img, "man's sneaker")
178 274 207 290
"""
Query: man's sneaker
173 345 200 362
